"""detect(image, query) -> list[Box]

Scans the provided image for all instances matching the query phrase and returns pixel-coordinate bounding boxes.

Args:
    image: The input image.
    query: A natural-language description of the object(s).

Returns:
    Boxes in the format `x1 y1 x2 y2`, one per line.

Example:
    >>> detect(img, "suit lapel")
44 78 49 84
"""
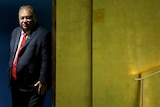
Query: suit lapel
21 30 37 50
13 32 21 54
14 25 38 53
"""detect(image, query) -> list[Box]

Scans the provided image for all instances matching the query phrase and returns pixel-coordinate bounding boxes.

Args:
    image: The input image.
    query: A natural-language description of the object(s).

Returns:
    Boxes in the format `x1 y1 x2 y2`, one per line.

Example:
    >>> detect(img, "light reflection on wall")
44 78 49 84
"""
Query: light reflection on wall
130 62 160 75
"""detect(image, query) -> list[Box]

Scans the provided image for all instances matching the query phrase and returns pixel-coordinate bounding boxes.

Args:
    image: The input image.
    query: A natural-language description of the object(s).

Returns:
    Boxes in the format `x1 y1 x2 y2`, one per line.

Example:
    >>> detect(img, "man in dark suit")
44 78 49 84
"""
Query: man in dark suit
8 5 52 107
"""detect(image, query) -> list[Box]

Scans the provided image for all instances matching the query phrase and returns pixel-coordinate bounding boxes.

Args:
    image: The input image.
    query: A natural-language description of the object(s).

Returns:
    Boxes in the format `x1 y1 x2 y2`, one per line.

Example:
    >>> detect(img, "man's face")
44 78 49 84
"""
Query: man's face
19 8 36 32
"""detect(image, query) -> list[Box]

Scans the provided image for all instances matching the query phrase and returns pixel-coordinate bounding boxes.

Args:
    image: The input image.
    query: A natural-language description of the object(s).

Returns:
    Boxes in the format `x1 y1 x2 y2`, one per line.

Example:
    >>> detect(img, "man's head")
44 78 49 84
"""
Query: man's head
18 5 37 32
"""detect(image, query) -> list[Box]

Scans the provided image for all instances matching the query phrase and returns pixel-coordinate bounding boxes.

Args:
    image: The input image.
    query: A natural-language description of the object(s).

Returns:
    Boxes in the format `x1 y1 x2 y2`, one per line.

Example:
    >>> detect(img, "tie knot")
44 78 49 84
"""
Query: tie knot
23 33 27 37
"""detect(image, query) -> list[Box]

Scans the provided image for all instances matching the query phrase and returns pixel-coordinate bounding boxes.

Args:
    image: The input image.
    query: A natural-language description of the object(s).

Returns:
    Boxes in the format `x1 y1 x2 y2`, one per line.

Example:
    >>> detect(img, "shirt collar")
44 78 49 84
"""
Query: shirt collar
21 30 31 35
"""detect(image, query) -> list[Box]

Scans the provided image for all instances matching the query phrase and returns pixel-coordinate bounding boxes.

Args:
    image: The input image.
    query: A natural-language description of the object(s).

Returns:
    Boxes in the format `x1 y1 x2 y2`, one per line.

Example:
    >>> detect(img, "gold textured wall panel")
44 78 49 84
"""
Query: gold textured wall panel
92 0 160 107
56 0 160 107
56 0 91 107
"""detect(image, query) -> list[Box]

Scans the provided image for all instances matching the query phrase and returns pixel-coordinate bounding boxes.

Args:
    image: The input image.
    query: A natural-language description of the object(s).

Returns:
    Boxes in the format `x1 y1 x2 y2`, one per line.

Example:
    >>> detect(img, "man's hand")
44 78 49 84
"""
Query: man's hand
34 81 47 95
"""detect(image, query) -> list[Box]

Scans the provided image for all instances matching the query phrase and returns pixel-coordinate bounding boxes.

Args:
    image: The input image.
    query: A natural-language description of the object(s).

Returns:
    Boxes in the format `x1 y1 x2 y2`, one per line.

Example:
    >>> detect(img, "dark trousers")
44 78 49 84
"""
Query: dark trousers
11 80 46 107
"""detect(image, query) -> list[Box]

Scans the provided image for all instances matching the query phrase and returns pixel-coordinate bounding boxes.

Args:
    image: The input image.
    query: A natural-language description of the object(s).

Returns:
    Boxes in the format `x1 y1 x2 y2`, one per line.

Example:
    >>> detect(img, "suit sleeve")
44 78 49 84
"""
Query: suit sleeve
39 31 52 87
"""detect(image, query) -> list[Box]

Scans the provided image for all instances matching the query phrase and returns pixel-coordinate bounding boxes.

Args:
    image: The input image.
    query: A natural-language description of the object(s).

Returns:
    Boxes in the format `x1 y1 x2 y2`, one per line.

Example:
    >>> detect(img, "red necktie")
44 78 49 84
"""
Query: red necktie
12 33 27 80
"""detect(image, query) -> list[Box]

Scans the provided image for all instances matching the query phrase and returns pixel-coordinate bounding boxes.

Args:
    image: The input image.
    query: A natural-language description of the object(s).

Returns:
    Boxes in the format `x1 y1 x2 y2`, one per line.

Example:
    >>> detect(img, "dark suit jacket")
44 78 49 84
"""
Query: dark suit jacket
8 24 52 92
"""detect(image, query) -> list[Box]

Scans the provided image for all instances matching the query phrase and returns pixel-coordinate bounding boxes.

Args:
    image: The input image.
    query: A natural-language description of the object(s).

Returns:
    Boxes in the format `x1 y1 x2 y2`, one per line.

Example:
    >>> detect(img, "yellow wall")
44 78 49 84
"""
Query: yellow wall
56 0 160 107
56 0 91 107
92 0 160 107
